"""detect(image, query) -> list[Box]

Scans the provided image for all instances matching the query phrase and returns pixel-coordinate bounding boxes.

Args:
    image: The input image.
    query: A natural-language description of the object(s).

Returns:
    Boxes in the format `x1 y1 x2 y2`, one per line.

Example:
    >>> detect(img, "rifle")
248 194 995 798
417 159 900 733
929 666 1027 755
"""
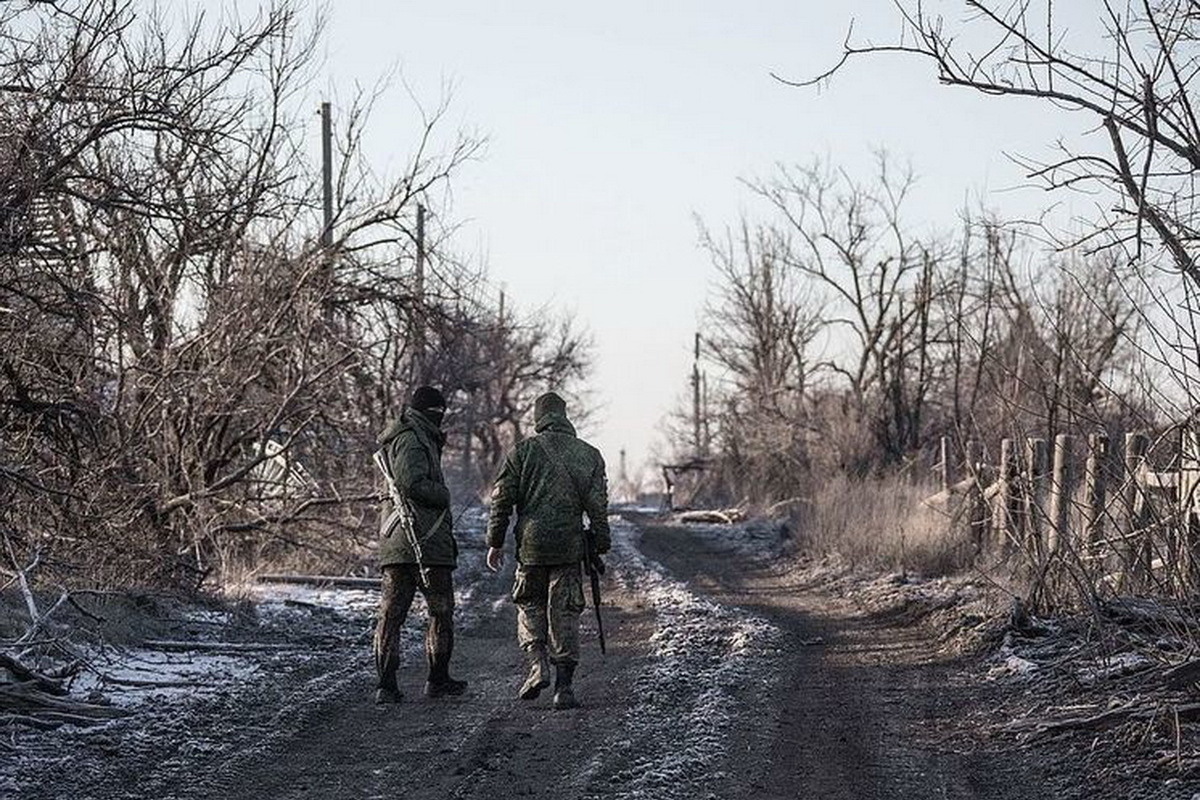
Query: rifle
583 527 606 655
372 448 431 586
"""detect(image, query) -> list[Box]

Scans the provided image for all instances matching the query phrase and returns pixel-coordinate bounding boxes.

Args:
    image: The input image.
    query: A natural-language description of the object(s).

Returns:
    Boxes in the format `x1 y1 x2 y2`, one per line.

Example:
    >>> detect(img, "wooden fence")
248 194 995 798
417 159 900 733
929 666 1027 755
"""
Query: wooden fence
930 429 1200 594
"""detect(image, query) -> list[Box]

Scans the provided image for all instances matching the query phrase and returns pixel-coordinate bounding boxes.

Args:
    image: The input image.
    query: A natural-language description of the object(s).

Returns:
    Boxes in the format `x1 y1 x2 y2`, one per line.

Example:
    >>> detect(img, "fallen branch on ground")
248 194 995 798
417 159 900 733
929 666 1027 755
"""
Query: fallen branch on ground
256 573 381 589
143 639 301 653
101 675 198 689
0 713 63 731
1006 701 1200 737
1164 660 1200 690
0 681 130 720
1100 598 1196 630
0 653 66 695
0 711 115 730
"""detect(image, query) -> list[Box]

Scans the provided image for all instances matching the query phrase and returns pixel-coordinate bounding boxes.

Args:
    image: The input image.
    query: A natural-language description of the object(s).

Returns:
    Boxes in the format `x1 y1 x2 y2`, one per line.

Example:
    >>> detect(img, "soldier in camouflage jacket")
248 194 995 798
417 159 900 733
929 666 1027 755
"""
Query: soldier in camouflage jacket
486 391 610 709
373 386 467 703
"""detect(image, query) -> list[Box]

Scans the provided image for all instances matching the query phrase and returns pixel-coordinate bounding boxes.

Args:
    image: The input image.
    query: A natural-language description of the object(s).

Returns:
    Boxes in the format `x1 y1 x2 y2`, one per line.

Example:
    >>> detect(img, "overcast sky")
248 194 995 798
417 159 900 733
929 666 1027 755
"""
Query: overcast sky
303 0 1097 478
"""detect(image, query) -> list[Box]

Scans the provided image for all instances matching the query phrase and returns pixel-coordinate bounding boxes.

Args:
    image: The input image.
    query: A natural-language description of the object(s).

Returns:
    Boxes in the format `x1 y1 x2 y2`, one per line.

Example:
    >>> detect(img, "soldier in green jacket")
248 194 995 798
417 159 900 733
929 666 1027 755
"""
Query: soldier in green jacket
373 386 467 704
485 391 610 710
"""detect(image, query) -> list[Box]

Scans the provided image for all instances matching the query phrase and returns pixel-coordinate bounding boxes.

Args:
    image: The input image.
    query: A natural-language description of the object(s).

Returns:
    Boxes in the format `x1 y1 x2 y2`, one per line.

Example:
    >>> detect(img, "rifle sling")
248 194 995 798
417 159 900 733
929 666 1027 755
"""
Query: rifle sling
532 436 594 510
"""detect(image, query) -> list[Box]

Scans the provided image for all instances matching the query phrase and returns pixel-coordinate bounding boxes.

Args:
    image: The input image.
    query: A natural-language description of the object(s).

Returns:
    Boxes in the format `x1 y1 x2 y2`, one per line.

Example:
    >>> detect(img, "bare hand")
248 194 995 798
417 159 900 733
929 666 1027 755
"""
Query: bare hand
486 546 504 573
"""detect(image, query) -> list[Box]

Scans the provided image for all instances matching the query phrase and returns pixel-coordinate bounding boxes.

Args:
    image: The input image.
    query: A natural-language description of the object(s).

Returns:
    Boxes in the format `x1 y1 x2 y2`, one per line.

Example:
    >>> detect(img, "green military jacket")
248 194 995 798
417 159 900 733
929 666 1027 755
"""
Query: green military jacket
377 407 456 568
486 409 611 565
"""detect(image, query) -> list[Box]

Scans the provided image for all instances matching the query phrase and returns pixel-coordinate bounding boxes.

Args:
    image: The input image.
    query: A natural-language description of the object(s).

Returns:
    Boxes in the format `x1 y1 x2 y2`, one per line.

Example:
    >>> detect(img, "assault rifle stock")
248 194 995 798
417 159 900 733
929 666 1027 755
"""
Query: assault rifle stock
372 448 431 586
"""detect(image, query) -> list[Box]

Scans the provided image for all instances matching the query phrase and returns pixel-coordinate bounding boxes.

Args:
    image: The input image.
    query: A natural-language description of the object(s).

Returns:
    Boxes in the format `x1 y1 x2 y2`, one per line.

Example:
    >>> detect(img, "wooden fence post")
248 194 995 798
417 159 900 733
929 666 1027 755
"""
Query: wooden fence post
1084 433 1109 544
1025 437 1048 558
995 438 1020 551
939 435 952 493
1179 427 1200 592
1049 434 1075 552
1122 432 1150 590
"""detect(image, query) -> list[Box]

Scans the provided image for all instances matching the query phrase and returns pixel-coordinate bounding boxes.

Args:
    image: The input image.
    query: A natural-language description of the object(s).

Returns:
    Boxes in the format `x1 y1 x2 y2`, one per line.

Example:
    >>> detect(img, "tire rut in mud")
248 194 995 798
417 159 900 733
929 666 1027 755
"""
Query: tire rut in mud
636 520 1059 800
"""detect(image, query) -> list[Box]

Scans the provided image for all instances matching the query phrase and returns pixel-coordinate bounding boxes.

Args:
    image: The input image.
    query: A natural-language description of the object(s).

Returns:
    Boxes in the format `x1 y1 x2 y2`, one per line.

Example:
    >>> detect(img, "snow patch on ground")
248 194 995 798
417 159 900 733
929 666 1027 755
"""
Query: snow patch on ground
2 582 378 800
255 584 379 617
1076 651 1153 685
577 518 785 800
2 510 502 799
72 650 264 708
988 654 1040 681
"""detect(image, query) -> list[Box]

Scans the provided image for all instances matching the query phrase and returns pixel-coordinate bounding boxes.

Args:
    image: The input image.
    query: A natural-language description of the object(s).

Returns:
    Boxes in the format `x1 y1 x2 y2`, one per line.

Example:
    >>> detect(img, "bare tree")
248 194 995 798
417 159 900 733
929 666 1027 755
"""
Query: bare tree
0 0 486 587
461 302 594 487
748 155 945 467
791 0 1200 287
696 217 822 499
686 157 1149 514
930 216 1148 444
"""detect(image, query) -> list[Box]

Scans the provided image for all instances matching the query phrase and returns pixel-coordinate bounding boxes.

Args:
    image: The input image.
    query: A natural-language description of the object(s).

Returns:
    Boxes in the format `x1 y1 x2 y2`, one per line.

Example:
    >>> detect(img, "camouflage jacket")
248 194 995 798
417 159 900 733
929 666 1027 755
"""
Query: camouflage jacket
486 410 610 565
377 406 456 568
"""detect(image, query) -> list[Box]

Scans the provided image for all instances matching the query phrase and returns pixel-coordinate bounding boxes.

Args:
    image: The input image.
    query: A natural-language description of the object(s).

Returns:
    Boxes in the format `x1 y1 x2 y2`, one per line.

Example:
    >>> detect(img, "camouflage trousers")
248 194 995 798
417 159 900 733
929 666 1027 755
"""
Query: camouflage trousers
373 564 455 691
512 563 585 664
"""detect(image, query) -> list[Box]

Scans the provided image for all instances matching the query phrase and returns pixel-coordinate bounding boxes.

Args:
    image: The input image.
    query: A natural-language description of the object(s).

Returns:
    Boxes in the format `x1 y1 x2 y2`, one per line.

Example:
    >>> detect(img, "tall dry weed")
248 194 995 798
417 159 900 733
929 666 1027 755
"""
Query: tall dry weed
792 473 975 576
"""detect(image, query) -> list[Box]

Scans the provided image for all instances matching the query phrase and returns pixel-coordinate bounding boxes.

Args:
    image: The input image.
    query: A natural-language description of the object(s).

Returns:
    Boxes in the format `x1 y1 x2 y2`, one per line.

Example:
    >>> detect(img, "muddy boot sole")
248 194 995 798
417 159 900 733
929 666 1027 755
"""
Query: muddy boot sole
519 677 551 700
519 662 552 700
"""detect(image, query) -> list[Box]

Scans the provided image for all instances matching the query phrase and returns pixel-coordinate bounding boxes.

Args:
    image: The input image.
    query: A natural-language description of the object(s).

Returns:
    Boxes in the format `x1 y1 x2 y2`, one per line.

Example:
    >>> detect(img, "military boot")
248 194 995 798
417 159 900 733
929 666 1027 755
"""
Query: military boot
551 662 578 710
375 683 402 704
519 647 552 700
424 643 468 698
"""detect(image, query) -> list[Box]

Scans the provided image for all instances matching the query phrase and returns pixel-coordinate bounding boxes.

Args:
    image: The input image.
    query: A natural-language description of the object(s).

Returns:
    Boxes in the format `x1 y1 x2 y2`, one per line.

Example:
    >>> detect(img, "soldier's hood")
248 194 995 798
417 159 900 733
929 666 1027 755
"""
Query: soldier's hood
377 405 446 447
534 409 576 436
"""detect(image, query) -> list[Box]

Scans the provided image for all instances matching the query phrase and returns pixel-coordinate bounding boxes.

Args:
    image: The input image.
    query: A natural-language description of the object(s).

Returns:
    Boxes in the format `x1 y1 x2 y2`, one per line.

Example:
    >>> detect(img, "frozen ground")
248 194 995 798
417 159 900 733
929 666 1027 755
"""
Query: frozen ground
571 520 785 800
2 513 790 800
6 511 1180 799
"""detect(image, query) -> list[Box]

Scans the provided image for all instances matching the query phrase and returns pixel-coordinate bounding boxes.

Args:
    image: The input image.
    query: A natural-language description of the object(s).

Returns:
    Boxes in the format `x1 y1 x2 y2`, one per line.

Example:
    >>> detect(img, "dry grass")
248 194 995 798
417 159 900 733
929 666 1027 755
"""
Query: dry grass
791 472 976 576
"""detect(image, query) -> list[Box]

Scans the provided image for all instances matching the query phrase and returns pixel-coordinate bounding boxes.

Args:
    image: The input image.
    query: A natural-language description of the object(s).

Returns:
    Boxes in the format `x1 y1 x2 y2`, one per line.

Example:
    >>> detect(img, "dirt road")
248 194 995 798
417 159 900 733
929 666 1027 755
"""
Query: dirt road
9 514 1067 800
635 520 1053 800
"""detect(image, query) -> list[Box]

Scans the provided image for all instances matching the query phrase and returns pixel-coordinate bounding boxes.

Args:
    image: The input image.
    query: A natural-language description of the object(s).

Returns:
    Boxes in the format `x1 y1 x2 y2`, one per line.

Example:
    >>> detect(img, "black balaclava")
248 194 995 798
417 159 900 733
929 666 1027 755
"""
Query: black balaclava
411 385 446 427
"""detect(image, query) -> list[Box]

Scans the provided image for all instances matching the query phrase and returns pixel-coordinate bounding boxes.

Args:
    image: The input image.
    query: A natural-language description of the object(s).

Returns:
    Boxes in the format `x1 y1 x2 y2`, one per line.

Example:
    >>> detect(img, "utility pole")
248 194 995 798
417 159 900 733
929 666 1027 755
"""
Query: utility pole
619 448 631 503
691 332 702 458
320 102 333 249
412 203 426 380
320 102 334 315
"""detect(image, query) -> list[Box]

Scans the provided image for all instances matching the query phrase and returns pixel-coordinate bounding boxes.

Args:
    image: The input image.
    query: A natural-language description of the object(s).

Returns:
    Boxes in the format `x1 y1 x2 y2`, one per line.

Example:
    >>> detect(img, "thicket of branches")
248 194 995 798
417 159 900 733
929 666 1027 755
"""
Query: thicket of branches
685 155 1153 505
790 0 1200 410
670 0 1200 607
0 0 590 590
